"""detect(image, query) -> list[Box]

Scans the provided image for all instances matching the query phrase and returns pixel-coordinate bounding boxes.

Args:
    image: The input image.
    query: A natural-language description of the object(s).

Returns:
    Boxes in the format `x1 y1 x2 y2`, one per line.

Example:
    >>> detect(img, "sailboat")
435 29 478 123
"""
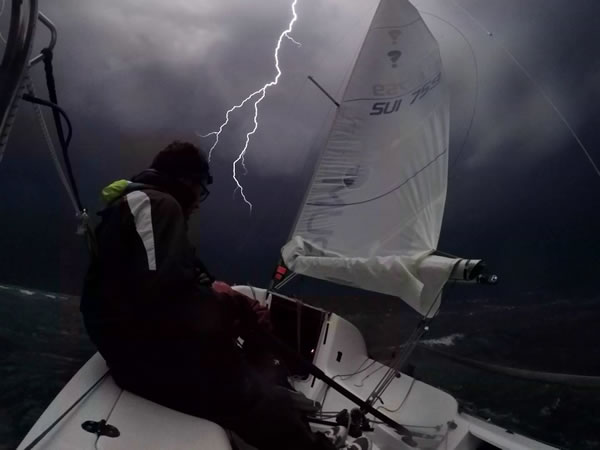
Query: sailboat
2 0 562 449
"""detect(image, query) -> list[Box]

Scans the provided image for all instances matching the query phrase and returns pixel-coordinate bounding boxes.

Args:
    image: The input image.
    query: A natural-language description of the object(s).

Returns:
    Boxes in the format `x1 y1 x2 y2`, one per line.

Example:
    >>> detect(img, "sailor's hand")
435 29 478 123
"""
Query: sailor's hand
212 280 234 294
196 272 212 286
212 281 273 332
248 300 273 332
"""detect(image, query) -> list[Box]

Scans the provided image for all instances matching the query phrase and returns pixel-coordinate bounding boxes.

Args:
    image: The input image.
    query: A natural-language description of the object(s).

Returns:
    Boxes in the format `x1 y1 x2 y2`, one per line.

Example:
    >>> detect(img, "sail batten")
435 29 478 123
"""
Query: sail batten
282 0 459 316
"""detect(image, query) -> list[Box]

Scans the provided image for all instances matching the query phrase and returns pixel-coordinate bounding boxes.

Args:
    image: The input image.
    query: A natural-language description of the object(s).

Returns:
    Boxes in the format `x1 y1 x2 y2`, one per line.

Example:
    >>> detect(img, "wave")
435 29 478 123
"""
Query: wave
0 283 69 300
482 304 517 312
420 333 465 347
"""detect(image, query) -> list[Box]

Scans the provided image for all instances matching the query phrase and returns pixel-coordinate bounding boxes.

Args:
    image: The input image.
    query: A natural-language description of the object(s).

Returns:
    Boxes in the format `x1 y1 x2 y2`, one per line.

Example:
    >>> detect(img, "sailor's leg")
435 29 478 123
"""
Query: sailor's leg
212 374 336 450
111 360 336 450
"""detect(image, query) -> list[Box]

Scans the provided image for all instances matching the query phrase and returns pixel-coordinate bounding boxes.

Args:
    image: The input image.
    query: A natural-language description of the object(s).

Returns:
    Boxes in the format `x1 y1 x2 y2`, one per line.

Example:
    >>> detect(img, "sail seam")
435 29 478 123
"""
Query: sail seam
371 19 422 31
307 148 447 208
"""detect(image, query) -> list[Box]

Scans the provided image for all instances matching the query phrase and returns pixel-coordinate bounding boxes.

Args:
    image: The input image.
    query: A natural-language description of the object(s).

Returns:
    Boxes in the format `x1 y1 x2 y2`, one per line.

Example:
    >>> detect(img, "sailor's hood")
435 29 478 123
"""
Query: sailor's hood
100 169 197 214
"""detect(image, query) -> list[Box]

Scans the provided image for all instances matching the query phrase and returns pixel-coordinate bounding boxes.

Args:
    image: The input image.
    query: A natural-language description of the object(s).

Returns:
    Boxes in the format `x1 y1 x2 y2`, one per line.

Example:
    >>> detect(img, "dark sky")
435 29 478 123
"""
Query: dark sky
0 0 599 302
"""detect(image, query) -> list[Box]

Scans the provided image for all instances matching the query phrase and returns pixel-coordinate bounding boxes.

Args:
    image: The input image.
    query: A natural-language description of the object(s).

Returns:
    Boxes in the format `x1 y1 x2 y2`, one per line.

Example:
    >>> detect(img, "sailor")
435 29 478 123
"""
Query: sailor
80 141 362 450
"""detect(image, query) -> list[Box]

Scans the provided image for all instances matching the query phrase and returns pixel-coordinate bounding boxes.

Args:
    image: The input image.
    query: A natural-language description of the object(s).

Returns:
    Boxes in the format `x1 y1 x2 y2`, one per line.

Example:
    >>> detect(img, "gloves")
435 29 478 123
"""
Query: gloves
194 258 215 287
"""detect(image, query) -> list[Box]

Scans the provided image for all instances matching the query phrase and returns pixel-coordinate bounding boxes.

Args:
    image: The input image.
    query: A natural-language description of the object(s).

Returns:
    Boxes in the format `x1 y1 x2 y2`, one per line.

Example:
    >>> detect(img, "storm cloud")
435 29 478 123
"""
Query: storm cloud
0 0 599 300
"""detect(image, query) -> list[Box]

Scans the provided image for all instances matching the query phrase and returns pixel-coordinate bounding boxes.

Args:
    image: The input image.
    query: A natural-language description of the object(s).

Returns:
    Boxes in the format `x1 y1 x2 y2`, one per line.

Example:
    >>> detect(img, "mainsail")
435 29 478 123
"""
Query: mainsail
282 0 462 317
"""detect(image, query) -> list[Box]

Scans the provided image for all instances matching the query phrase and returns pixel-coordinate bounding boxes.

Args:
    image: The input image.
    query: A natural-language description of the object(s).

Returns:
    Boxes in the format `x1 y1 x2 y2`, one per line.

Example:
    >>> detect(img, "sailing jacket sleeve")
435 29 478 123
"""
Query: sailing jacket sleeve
122 190 268 328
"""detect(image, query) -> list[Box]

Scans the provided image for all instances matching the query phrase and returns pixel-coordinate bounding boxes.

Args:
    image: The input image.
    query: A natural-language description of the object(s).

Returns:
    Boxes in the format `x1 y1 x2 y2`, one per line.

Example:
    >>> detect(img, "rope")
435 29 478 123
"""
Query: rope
24 46 93 240
39 47 84 211
338 359 378 381
365 291 441 408
257 325 413 437
318 359 378 410
354 364 386 388
21 94 73 148
296 298 302 353
376 378 416 413
23 76 79 214
22 370 110 450
3 10 87 223
365 280 460 409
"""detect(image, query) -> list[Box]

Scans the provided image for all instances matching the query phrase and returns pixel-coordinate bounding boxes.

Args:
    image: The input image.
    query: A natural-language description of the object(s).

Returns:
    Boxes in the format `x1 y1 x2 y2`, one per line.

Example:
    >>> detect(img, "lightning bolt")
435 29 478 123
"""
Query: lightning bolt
198 0 300 211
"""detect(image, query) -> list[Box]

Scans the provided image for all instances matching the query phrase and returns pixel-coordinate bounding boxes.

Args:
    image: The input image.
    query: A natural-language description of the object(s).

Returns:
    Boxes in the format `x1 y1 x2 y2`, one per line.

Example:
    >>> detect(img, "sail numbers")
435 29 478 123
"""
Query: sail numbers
370 72 441 116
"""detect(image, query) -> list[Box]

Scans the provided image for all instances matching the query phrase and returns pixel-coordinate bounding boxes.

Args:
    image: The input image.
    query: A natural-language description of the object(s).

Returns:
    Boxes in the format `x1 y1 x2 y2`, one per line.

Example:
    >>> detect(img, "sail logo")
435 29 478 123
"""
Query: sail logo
387 50 402 68
388 29 402 44
372 81 409 97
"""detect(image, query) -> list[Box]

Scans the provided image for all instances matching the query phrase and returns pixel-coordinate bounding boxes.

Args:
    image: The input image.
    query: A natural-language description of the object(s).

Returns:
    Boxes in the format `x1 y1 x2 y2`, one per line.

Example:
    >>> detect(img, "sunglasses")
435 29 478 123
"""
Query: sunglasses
190 173 212 203
197 182 210 202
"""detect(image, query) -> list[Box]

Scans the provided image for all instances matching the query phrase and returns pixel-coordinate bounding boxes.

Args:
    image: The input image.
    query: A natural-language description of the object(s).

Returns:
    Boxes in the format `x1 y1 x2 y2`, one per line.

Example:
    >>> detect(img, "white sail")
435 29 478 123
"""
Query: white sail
282 0 461 316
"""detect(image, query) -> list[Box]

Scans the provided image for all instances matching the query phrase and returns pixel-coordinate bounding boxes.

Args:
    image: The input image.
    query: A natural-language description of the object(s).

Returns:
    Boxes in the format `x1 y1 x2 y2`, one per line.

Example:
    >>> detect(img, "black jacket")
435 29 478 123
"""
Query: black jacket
81 170 238 371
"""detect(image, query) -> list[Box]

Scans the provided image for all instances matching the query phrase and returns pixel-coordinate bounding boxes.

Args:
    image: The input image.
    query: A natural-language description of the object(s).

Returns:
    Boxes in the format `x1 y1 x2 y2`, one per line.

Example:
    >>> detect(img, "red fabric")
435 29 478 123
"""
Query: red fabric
212 281 273 332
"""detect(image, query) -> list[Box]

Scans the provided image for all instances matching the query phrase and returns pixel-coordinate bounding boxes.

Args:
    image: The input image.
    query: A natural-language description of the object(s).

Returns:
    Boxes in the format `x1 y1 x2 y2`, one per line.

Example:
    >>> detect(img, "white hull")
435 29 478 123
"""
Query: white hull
18 286 558 450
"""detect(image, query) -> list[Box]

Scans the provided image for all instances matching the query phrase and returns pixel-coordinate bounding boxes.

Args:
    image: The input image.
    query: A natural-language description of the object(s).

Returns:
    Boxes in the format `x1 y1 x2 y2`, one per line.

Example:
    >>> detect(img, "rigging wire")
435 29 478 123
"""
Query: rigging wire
22 370 110 450
317 358 378 413
448 0 600 179
23 75 79 214
1 10 84 215
316 357 397 419
38 47 84 212
365 291 441 409
367 277 460 408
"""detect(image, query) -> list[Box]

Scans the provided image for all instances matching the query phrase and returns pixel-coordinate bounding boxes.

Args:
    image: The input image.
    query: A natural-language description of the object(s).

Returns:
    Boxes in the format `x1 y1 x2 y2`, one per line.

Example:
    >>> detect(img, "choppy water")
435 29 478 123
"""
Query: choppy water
1 284 599 449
